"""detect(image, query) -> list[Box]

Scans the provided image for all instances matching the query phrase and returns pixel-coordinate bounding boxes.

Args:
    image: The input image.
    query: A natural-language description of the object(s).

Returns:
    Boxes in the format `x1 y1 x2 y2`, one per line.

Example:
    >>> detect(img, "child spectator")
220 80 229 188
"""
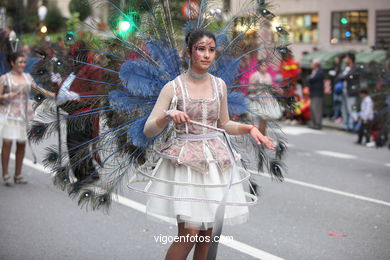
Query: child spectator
356 89 374 145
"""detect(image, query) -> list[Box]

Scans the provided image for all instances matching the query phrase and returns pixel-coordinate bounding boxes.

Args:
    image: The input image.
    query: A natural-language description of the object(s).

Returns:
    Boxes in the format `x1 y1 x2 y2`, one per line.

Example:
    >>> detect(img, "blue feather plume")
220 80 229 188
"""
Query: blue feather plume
128 115 156 147
146 41 182 77
212 55 241 86
119 60 163 96
108 90 157 113
227 91 248 116
216 33 231 52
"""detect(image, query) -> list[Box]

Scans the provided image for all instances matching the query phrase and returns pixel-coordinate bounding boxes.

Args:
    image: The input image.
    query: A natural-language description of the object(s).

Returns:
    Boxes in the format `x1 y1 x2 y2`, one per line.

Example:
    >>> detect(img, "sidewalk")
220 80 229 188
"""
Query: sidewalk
322 118 345 130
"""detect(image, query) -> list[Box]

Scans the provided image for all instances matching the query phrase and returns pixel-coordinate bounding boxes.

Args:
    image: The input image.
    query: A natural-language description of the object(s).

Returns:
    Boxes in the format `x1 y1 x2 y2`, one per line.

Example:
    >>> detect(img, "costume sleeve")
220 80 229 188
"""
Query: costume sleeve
0 75 7 102
217 79 248 135
143 82 174 138
0 75 5 94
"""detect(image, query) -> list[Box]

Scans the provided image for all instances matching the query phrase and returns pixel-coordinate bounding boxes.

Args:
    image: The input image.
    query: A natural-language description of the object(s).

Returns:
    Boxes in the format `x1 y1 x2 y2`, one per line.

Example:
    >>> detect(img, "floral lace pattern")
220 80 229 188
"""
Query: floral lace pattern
0 73 34 122
156 75 238 173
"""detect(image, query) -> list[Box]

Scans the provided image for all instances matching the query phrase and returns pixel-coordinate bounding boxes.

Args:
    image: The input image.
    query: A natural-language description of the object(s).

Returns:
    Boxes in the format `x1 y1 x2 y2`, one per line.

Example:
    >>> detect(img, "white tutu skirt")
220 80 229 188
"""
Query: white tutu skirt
130 147 254 230
0 116 27 142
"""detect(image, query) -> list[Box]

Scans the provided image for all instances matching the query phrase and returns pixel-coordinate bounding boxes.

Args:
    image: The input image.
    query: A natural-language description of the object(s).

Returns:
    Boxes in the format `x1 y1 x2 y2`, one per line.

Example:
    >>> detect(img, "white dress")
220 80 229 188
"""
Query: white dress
128 74 255 230
0 72 35 142
248 71 283 121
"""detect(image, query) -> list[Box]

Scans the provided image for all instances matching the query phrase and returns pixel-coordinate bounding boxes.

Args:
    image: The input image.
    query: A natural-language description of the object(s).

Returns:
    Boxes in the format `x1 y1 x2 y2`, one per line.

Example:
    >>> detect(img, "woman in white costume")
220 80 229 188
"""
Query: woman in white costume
0 53 54 185
141 29 275 260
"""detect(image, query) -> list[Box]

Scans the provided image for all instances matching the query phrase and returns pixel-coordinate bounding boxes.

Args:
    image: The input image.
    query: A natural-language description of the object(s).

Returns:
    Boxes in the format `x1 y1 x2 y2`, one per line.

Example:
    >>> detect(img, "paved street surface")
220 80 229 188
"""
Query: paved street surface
1 124 389 260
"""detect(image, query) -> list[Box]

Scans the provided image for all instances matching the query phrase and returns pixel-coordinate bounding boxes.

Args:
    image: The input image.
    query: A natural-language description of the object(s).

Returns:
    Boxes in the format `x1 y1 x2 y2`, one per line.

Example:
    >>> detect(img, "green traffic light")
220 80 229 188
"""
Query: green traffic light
340 18 348 24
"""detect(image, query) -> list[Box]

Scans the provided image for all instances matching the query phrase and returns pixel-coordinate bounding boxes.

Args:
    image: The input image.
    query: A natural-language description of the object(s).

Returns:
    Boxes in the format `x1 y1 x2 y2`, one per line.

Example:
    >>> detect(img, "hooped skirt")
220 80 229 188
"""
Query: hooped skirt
129 147 256 230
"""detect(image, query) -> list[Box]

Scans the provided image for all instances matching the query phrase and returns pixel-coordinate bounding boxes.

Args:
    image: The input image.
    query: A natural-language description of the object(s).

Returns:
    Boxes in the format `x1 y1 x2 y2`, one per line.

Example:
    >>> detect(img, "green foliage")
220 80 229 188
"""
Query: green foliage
66 12 80 32
21 32 64 46
45 3 66 32
21 10 39 33
69 0 91 21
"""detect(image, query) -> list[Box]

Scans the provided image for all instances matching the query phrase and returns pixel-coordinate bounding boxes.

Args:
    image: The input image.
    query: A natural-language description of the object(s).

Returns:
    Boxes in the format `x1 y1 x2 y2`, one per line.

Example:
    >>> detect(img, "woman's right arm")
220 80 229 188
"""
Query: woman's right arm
0 75 13 101
0 75 5 102
143 83 174 138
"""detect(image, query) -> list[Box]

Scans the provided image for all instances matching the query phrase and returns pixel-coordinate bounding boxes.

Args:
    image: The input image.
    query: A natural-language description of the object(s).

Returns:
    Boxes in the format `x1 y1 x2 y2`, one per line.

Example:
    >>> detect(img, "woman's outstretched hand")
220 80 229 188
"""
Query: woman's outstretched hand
249 126 275 150
167 110 191 125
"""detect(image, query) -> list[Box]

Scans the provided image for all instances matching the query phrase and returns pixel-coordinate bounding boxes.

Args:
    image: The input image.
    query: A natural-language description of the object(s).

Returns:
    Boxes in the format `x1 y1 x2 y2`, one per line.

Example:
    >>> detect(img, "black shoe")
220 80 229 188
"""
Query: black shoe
354 141 362 145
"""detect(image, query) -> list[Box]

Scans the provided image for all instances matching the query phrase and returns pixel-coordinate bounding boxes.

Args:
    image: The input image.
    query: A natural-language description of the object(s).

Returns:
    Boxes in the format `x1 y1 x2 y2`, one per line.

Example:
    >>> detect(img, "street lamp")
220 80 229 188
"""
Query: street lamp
38 4 48 22
38 2 48 35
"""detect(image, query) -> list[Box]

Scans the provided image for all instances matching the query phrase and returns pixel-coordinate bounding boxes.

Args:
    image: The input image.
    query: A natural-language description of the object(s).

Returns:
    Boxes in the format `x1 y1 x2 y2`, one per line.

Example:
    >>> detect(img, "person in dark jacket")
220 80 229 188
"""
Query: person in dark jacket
308 59 324 129
335 52 360 131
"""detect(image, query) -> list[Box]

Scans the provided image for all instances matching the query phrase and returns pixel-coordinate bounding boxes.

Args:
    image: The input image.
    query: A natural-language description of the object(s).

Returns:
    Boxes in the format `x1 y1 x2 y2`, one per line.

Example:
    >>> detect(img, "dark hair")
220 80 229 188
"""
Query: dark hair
258 59 266 66
346 52 355 63
359 88 369 95
6 52 24 66
185 29 216 54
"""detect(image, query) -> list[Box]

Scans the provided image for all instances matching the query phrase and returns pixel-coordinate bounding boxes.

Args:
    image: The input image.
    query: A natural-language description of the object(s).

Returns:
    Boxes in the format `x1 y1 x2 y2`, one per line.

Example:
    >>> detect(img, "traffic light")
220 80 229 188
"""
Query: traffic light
340 18 348 24
116 11 137 38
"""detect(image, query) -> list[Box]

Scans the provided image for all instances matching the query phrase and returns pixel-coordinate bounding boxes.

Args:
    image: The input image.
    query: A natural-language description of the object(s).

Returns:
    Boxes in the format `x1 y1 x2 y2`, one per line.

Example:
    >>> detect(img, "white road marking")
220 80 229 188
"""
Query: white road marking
385 163 390 168
315 150 357 159
282 126 324 136
255 172 390 207
11 154 48 173
17 155 284 260
283 177 390 207
114 195 284 260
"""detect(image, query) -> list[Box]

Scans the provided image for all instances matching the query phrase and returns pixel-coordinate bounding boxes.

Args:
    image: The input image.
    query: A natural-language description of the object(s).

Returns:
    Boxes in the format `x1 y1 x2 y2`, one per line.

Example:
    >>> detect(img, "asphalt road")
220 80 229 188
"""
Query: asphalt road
1 124 389 260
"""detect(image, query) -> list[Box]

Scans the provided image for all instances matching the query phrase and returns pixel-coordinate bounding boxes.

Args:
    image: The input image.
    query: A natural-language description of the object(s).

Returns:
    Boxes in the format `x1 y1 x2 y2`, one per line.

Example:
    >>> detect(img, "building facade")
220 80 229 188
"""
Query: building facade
230 0 390 60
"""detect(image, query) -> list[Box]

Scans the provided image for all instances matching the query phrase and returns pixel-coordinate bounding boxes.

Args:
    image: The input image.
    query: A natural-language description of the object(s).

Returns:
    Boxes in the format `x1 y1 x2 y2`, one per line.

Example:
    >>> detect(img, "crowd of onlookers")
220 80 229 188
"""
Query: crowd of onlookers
238 49 390 149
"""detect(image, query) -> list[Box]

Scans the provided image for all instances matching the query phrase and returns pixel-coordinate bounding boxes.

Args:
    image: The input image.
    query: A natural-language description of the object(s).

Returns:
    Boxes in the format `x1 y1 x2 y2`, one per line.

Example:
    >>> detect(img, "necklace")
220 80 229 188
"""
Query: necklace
188 68 208 81
10 70 23 76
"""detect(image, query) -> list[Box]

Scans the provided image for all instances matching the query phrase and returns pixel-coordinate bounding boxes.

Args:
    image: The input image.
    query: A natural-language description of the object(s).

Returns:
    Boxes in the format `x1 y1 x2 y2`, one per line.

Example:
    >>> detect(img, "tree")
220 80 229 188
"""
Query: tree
69 0 91 22
45 3 65 32
66 12 80 32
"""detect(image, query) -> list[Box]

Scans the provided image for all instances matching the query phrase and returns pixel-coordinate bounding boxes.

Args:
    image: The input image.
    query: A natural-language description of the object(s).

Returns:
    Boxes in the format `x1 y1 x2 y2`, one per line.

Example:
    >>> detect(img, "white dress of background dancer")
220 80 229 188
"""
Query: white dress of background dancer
0 72 35 141
248 66 283 122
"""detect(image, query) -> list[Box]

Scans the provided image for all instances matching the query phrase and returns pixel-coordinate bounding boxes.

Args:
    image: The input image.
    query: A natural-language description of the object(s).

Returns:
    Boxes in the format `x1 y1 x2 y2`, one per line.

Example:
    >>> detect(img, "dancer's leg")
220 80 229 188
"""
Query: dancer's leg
2 139 12 177
15 142 26 176
165 222 199 260
193 228 212 260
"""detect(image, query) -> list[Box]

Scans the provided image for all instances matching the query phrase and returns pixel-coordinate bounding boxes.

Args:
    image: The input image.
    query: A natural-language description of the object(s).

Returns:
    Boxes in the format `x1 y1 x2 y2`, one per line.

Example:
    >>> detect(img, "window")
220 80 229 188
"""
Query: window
331 10 368 44
376 10 390 48
272 13 319 43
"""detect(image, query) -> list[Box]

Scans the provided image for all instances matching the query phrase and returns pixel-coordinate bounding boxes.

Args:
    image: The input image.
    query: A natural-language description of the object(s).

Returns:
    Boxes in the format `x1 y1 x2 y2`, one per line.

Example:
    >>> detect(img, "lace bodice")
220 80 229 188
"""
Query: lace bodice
174 74 222 134
149 74 238 173
0 72 34 121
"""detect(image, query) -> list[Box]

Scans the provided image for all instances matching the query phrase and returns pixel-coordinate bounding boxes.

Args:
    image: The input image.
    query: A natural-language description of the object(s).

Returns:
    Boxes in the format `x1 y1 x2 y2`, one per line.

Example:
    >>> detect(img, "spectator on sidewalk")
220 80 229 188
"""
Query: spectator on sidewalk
329 54 346 123
307 59 324 130
356 89 374 145
335 53 360 131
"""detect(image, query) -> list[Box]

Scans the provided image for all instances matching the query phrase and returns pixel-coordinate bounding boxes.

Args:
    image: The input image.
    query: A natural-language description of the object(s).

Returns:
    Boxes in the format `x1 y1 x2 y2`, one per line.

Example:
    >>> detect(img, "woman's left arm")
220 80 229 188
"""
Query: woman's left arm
217 80 275 150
